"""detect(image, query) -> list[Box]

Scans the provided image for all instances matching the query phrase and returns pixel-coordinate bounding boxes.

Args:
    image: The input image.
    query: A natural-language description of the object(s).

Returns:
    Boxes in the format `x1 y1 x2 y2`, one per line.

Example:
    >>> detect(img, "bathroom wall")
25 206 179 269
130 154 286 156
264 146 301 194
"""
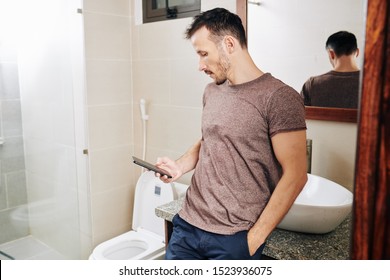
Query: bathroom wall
0 3 29 243
248 0 365 190
83 0 134 247
83 0 236 252
1 0 361 259
131 0 236 184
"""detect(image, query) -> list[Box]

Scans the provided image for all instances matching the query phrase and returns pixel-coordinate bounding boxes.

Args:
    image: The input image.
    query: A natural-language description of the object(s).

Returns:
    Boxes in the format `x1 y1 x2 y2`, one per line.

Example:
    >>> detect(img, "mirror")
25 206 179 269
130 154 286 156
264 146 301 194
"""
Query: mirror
240 0 389 260
242 0 365 259
247 0 366 123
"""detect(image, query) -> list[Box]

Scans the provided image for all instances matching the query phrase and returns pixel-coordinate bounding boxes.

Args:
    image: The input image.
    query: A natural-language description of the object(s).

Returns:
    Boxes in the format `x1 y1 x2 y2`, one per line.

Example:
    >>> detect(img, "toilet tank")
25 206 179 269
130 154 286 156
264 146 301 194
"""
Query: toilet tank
132 171 174 237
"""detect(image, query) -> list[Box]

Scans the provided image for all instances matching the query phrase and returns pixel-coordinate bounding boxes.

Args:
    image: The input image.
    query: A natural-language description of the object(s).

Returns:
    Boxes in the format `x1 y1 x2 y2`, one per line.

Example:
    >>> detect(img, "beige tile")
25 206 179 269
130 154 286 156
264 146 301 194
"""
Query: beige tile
142 105 202 153
86 60 132 106
87 104 133 149
77 190 92 236
170 58 209 108
79 231 94 259
165 18 195 59
88 145 133 193
202 0 236 12
307 120 357 191
84 12 131 60
91 184 134 245
136 21 173 60
132 100 200 185
132 60 171 104
84 0 130 16
136 18 193 60
130 22 141 60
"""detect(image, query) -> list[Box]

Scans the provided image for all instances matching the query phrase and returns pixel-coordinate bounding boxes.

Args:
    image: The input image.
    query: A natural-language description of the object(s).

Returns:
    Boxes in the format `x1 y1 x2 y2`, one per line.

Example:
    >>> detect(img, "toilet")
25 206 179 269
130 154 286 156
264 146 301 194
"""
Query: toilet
89 171 174 260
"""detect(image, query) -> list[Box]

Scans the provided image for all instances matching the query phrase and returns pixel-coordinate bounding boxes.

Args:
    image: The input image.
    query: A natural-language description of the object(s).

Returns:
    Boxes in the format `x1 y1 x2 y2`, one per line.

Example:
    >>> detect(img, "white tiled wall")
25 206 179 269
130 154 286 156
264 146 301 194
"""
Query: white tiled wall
0 0 29 244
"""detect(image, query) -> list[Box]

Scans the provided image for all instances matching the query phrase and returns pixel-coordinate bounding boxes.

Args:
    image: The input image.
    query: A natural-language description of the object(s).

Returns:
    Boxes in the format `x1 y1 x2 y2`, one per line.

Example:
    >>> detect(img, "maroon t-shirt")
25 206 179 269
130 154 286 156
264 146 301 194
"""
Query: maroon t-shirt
300 70 360 108
179 73 307 234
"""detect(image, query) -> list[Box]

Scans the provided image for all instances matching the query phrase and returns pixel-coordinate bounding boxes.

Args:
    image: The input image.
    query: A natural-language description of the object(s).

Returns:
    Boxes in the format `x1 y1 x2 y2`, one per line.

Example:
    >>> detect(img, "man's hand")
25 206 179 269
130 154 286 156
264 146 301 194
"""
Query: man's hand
155 157 183 183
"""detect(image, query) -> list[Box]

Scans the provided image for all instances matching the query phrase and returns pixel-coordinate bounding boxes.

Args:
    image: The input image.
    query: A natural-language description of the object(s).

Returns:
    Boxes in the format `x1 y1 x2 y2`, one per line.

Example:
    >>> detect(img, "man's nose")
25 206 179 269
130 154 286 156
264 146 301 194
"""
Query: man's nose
198 61 207 72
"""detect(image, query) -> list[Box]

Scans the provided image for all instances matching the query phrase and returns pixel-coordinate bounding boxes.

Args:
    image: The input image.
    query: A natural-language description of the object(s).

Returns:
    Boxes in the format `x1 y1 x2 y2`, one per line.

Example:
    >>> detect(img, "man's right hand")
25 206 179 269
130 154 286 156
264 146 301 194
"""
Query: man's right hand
155 157 183 183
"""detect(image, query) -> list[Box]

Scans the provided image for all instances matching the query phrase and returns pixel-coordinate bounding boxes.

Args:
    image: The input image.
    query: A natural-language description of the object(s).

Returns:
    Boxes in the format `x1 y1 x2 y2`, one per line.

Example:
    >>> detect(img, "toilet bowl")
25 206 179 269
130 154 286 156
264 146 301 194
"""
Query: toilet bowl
89 171 174 260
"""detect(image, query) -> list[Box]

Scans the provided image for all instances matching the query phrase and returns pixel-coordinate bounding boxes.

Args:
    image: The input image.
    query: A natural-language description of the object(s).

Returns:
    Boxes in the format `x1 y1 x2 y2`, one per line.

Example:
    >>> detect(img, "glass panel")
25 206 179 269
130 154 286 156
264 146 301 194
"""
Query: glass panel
0 0 87 260
154 0 198 9
145 0 200 23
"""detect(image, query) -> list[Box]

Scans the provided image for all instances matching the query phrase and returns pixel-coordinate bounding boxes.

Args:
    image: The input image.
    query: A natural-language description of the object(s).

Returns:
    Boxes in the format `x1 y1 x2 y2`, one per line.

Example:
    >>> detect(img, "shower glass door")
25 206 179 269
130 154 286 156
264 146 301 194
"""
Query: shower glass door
0 0 89 259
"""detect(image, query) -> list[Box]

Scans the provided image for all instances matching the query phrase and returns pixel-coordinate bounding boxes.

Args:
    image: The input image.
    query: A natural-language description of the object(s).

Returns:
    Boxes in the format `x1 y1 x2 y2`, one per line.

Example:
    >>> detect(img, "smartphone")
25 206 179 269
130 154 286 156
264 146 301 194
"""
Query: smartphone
132 156 172 179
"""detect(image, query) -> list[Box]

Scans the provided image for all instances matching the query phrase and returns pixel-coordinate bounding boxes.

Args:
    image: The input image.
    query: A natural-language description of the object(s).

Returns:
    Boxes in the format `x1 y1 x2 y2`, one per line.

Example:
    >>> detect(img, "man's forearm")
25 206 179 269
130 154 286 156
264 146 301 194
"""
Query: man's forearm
249 172 307 247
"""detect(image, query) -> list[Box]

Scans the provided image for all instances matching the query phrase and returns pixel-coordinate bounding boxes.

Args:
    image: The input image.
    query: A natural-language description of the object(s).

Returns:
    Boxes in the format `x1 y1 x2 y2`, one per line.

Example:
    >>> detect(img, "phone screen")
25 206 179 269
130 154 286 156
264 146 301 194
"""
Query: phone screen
132 156 172 178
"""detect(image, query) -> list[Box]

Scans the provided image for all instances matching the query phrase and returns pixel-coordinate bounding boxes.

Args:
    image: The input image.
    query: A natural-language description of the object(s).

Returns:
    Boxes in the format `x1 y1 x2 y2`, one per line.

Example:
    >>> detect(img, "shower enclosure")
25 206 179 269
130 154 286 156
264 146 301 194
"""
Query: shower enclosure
0 0 88 259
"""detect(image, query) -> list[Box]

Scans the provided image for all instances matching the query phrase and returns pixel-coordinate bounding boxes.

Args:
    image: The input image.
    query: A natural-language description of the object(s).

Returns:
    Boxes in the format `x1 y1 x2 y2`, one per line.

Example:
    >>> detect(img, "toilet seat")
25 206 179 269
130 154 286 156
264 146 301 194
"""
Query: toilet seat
91 229 165 260
90 171 174 260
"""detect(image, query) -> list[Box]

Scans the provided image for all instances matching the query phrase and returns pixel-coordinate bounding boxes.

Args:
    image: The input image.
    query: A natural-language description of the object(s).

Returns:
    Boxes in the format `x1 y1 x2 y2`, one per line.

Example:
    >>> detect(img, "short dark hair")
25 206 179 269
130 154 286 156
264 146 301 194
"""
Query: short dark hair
325 31 358 56
185 7 247 49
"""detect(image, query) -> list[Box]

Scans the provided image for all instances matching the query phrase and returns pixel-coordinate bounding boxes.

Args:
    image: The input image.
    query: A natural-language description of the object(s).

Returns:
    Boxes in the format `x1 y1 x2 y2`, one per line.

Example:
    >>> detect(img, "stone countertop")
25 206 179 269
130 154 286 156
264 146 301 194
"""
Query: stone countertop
155 197 352 260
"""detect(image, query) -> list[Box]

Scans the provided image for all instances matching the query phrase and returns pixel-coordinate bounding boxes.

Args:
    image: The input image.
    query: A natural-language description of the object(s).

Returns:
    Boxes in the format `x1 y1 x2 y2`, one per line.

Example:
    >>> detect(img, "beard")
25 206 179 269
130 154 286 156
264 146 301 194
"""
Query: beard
215 74 227 85
214 48 231 85
204 67 227 85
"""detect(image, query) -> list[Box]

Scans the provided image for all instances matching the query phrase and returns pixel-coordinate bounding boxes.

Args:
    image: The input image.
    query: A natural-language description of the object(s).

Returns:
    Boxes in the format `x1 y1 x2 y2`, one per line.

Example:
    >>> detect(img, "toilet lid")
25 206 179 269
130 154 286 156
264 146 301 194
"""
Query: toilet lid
132 171 174 237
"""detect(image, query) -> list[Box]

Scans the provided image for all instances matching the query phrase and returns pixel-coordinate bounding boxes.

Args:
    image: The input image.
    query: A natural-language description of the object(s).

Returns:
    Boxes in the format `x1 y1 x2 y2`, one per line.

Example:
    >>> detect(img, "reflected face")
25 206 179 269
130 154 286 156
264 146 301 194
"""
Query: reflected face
190 27 230 85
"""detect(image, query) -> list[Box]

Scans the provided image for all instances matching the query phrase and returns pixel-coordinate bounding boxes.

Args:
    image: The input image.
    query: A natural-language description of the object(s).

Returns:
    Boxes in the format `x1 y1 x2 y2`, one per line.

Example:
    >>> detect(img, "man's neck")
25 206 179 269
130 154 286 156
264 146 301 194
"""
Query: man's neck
227 52 264 85
333 56 360 72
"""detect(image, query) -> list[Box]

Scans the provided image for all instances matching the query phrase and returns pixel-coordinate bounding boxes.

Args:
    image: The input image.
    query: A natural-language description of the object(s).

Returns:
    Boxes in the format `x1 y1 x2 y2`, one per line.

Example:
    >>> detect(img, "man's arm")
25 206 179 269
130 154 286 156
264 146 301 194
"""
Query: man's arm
155 139 201 183
247 130 308 255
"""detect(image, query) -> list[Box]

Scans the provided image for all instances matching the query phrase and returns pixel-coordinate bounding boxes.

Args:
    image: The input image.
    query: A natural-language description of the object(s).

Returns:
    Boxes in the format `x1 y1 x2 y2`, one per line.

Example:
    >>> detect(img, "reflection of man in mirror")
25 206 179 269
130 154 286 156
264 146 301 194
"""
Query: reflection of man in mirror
300 31 360 109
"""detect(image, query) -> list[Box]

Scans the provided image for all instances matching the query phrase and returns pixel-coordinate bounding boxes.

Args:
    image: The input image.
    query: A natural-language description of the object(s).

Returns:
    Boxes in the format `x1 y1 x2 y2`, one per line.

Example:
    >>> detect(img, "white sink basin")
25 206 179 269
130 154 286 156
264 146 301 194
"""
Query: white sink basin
277 174 353 234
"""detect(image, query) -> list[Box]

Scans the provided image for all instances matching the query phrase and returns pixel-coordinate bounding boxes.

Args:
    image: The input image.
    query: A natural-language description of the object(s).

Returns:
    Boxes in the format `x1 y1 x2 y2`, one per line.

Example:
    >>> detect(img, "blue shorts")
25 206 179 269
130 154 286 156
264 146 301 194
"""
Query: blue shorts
165 214 266 260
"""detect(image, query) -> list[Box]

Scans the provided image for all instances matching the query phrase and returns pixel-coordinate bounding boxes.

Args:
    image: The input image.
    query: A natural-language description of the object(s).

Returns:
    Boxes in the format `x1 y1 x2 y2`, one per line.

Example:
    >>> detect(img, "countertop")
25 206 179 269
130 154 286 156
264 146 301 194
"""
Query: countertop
155 196 352 260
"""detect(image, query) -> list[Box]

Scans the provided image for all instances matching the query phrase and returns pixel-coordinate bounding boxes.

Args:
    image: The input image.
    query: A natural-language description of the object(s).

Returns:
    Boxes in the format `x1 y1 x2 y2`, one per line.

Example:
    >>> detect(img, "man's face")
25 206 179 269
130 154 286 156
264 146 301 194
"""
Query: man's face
190 27 230 85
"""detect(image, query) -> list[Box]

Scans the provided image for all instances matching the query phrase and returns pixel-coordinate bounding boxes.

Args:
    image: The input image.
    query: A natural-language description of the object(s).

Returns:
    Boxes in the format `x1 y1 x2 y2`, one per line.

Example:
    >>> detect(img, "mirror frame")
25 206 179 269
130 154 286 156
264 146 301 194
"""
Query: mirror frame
305 106 358 123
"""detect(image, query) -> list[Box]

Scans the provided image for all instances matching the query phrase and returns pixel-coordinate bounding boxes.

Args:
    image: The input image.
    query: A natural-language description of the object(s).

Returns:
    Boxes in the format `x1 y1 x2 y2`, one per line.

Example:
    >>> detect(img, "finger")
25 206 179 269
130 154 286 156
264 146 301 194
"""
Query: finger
156 157 168 165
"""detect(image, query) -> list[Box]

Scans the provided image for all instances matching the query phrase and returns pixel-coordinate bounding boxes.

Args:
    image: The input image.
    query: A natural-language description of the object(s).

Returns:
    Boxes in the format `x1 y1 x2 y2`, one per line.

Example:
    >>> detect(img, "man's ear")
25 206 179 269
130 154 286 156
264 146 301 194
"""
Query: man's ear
223 35 236 54
327 49 336 60
355 48 360 58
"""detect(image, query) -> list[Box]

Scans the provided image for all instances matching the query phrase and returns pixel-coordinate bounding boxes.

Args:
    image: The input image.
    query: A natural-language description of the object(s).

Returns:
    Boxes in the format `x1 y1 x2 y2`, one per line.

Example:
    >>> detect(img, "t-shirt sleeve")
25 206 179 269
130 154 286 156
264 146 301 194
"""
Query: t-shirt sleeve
300 79 312 106
267 86 307 137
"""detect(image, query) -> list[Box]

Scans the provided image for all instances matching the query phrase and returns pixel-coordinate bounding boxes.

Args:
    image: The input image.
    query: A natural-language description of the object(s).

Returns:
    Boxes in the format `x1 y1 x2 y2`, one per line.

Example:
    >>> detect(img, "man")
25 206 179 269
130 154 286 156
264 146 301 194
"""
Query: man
300 31 360 108
156 8 307 260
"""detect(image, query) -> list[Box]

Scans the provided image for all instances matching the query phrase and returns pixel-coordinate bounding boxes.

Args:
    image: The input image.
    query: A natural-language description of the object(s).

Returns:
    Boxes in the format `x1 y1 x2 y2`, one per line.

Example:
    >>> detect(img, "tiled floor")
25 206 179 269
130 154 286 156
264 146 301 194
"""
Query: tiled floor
0 236 66 260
